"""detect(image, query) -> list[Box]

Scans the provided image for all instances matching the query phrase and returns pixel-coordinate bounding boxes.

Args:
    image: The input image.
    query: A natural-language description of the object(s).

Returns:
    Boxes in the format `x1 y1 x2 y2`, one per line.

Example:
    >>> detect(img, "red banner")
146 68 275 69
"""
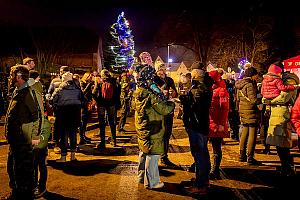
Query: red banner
284 55 300 69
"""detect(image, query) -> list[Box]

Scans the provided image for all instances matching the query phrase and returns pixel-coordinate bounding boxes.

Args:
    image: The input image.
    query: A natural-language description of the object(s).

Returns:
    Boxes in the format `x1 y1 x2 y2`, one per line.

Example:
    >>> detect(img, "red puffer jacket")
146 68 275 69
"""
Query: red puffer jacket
208 80 230 138
261 73 296 99
291 96 300 136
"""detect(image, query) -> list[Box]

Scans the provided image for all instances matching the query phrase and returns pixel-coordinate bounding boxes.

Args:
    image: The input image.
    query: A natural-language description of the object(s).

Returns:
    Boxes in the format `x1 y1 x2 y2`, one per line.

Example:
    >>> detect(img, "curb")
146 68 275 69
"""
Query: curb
0 139 7 145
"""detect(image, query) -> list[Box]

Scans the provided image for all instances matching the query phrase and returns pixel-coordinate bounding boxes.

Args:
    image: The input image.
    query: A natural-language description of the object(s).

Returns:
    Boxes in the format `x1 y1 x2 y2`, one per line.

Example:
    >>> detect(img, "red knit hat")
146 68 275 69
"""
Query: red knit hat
268 64 282 74
209 70 221 82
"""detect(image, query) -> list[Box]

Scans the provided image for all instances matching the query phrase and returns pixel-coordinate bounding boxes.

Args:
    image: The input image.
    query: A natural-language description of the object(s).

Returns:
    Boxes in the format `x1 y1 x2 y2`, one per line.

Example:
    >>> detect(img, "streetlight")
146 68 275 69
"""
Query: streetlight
167 43 174 74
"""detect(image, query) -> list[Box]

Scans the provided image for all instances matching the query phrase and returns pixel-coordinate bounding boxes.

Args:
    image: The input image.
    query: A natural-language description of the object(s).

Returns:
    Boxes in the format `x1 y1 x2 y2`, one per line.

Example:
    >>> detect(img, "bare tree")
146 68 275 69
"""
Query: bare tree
29 27 74 75
207 16 273 72
155 13 273 72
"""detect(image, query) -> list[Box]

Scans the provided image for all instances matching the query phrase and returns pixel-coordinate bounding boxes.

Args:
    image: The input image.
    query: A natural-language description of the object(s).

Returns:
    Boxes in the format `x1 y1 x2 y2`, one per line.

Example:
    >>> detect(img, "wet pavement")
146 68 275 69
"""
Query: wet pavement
0 111 300 199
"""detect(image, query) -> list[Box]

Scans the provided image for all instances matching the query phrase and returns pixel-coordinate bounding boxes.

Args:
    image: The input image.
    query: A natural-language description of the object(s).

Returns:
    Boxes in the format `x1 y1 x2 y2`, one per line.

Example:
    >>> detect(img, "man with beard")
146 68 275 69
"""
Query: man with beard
5 65 40 199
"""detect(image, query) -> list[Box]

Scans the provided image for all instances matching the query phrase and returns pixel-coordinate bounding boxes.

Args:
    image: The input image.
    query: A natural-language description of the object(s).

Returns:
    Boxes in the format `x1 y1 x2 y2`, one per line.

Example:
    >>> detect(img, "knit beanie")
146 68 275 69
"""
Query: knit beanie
135 64 166 101
268 64 282 75
244 67 258 77
139 52 153 66
135 64 156 88
208 70 221 82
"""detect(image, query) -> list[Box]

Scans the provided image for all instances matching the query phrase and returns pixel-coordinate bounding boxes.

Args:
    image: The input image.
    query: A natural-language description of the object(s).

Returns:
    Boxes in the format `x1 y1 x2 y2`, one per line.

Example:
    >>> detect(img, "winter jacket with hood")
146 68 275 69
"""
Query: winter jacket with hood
235 77 259 124
133 87 175 155
51 80 83 130
180 78 212 134
5 84 39 145
208 71 230 138
266 72 298 148
261 73 295 99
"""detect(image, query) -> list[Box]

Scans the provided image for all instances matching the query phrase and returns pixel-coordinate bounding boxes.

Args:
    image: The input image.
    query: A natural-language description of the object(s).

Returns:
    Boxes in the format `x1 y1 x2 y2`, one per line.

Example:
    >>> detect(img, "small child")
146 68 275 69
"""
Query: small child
261 64 297 100
33 117 51 198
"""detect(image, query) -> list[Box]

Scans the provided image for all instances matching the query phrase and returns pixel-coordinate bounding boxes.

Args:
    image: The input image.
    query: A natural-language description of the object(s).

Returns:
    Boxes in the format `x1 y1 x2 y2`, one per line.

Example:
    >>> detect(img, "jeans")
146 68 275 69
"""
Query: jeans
186 129 210 187
98 106 116 145
138 152 161 188
240 124 257 160
60 129 77 156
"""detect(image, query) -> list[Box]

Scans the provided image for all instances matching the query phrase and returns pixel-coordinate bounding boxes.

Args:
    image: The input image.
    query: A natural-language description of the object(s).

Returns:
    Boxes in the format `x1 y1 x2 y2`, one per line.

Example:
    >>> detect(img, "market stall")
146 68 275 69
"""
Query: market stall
283 55 300 78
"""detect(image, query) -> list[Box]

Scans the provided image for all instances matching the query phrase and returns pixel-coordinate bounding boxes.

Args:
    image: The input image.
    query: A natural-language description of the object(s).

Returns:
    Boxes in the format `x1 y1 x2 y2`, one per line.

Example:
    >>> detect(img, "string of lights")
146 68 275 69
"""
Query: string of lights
109 12 135 73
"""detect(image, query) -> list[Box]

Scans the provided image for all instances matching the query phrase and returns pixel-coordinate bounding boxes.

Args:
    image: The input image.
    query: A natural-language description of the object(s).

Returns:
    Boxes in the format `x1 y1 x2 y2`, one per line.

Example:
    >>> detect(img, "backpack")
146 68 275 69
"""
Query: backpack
101 81 114 100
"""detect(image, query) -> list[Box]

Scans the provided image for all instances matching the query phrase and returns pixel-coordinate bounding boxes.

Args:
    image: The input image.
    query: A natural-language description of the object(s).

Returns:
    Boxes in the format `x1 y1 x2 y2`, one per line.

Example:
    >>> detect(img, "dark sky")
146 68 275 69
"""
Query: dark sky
0 0 298 56
0 0 181 42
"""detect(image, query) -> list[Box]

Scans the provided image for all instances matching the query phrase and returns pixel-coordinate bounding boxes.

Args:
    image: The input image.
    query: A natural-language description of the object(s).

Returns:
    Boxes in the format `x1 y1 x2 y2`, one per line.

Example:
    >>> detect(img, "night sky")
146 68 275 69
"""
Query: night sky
0 0 299 56
0 0 181 55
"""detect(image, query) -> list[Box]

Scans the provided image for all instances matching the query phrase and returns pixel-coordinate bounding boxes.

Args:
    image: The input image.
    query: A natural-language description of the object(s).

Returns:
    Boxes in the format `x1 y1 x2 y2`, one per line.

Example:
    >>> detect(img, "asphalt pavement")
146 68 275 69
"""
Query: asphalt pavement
0 111 300 199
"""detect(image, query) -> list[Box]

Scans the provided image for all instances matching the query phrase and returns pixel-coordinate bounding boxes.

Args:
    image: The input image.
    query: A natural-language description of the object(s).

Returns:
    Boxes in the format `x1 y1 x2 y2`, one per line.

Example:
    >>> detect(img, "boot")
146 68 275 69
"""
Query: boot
262 145 271 154
247 157 261 165
187 162 196 172
79 137 91 145
56 155 66 163
280 165 296 176
209 154 221 179
83 135 92 141
97 142 106 150
239 150 247 162
70 152 77 161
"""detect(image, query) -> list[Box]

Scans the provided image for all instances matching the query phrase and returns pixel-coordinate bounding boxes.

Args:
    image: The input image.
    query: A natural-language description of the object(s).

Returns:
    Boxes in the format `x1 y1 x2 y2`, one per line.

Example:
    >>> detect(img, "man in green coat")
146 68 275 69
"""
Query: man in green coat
133 61 175 189
5 65 40 200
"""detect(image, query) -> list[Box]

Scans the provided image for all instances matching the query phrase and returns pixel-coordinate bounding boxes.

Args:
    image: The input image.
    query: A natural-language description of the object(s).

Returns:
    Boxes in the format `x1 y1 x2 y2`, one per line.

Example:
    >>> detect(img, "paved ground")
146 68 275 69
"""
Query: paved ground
1 109 300 199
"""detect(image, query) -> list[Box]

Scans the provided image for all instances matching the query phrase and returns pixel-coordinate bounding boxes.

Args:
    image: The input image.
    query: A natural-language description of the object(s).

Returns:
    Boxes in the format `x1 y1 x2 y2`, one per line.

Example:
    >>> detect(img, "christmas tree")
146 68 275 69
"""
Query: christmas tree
105 12 135 73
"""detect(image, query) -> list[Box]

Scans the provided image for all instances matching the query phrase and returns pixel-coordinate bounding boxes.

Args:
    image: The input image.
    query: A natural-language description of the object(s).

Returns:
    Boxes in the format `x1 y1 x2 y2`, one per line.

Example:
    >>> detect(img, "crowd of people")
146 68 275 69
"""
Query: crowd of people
3 52 300 199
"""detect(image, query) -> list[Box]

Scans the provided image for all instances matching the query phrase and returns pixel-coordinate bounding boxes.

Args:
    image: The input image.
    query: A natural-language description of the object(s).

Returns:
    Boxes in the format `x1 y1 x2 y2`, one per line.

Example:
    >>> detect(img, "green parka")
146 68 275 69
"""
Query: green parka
133 87 175 155
5 85 39 145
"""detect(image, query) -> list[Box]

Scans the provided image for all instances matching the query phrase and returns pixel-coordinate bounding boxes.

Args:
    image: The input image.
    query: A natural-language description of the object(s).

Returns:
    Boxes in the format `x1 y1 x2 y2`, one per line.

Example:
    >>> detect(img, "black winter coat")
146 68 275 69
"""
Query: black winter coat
180 79 212 134
235 77 259 125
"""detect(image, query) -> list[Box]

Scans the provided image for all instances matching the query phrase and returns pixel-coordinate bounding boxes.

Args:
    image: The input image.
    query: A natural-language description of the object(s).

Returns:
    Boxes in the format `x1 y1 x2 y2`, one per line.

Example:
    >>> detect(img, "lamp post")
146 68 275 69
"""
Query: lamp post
167 43 174 74
167 43 171 68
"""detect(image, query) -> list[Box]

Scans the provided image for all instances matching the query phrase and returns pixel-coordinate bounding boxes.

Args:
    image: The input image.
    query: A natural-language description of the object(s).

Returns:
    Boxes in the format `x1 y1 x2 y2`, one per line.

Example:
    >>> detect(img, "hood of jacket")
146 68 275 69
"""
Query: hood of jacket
59 81 78 90
263 73 281 84
235 77 253 90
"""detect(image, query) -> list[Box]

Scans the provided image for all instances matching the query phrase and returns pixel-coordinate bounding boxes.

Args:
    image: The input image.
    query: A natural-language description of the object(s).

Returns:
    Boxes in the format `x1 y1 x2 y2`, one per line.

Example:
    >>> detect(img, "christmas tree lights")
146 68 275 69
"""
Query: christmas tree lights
109 12 135 73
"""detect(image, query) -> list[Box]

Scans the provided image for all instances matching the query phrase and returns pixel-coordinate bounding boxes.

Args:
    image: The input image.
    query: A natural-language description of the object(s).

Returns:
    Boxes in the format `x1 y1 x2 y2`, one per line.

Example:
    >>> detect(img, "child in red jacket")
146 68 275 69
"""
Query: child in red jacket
261 64 297 100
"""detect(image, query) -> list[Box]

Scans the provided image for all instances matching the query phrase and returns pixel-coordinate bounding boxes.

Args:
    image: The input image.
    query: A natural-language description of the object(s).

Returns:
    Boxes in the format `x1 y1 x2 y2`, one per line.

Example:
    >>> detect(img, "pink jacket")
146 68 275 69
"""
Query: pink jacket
261 73 295 99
